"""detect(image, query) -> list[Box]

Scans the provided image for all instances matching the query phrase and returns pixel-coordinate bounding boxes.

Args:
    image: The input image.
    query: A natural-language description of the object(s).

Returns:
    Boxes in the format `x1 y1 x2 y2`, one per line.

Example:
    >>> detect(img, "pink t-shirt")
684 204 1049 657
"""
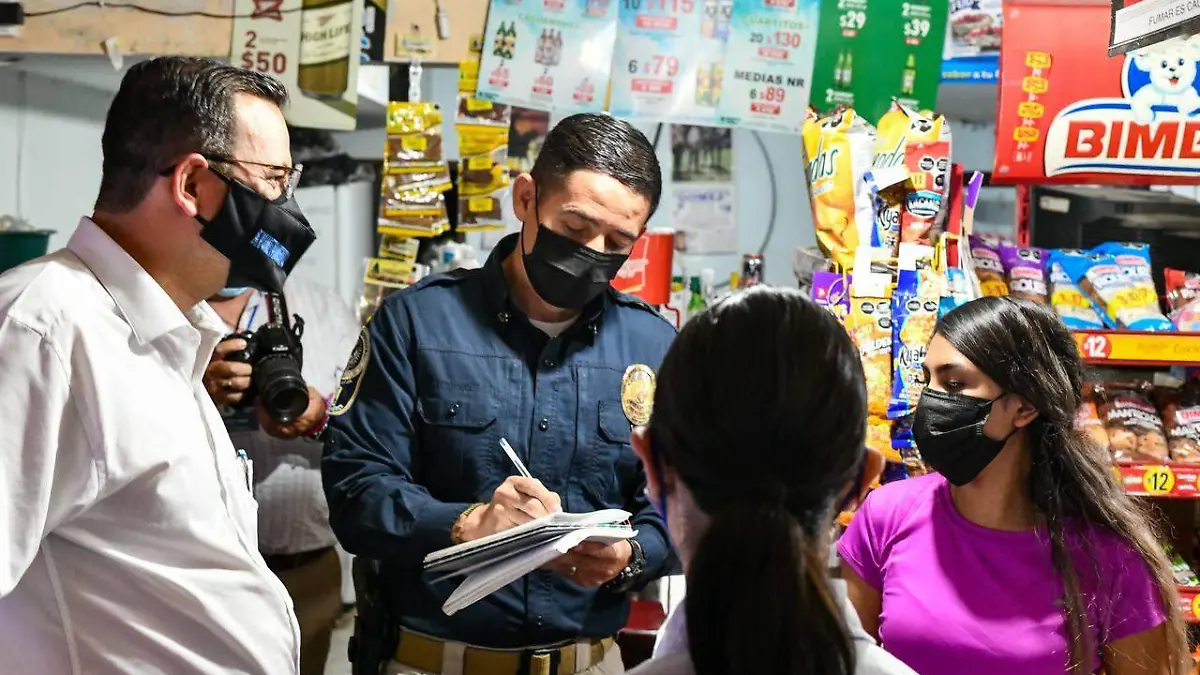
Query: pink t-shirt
837 474 1167 675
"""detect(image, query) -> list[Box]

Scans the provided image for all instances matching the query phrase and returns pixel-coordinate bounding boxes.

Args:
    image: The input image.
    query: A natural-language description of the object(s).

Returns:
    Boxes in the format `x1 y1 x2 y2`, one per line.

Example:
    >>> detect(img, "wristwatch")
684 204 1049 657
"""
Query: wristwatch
604 538 646 593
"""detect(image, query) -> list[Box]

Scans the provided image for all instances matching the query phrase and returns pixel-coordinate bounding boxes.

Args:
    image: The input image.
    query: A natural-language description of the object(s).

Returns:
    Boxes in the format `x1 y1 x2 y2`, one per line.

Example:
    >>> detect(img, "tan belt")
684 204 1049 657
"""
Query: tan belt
394 629 615 675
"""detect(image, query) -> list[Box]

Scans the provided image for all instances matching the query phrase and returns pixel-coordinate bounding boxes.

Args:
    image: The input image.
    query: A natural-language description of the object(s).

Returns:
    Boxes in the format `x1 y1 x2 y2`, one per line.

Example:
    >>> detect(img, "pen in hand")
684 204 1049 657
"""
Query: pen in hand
499 438 533 479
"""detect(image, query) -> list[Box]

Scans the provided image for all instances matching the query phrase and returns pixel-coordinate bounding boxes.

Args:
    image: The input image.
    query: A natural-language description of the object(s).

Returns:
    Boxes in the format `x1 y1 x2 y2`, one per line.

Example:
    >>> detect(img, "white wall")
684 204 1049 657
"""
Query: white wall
0 59 1008 290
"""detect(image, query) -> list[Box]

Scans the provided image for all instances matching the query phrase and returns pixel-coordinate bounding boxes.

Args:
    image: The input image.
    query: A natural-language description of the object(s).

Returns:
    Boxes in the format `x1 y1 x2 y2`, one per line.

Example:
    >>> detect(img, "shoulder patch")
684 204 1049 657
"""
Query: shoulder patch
328 327 370 416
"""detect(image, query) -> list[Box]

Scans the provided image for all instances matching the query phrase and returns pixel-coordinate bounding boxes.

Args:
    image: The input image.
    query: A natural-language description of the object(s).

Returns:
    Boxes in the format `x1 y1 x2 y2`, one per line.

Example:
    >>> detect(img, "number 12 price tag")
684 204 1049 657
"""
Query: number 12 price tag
1141 465 1176 496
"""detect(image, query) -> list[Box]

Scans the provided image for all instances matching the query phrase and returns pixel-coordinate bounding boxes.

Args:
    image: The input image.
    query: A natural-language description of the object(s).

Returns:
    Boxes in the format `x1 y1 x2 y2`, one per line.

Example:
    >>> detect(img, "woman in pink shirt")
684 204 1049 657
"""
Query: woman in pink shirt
839 296 1187 674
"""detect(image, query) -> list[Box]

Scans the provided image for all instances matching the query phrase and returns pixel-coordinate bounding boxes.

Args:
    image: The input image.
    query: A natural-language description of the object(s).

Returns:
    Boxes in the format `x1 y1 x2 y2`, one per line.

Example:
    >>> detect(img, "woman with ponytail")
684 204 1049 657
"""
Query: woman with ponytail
627 286 917 675
840 296 1187 675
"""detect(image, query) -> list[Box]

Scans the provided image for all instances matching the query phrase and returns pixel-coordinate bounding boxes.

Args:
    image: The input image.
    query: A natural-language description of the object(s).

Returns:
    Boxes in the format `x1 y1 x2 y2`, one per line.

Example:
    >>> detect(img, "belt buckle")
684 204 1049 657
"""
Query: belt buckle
518 646 562 675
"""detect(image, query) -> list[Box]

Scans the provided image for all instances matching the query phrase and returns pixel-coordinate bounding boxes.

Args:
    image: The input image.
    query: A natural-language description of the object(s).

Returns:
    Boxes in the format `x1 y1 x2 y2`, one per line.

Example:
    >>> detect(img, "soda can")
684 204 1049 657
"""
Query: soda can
741 254 764 288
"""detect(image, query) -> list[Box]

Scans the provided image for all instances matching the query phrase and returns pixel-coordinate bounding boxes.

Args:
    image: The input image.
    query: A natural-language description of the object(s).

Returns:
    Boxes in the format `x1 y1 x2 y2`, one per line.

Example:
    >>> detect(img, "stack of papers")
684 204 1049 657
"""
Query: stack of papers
424 509 637 616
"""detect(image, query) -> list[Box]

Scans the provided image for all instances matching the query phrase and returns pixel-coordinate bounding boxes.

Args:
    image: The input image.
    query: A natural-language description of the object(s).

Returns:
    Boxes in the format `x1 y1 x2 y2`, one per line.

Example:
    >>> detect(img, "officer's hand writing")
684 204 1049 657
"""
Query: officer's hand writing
259 386 327 440
203 339 252 406
460 476 561 542
547 540 633 588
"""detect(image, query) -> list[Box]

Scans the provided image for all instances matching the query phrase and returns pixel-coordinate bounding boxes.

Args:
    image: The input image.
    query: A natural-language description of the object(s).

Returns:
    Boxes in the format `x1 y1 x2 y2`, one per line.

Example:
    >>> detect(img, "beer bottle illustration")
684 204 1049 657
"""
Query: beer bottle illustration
492 22 508 58
901 54 916 96
297 0 354 100
834 51 846 89
701 0 717 38
711 62 724 104
842 52 854 89
553 29 563 66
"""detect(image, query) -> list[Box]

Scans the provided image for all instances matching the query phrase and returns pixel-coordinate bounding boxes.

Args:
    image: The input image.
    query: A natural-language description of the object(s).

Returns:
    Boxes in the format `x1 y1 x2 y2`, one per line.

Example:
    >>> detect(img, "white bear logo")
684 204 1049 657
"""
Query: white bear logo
1130 34 1200 124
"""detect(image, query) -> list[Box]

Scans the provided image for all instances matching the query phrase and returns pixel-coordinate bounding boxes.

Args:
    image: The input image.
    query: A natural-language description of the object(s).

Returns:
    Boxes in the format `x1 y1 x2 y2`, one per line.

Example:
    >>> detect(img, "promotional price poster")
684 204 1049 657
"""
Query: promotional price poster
994 0 1200 185
810 0 947 123
609 0 729 125
717 0 820 134
231 0 364 131
475 0 619 113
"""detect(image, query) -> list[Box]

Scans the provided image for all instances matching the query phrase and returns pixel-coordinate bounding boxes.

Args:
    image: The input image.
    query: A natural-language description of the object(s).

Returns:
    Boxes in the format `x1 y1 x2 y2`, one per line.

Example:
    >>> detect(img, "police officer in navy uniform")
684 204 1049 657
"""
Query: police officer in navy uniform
323 113 675 675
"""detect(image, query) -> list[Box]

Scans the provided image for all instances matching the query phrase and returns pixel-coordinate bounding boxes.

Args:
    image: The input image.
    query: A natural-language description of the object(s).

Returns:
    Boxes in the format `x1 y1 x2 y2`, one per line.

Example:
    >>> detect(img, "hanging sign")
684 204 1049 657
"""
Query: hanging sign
941 0 1001 82
1111 0 1200 56
810 0 949 122
231 0 364 131
994 0 1200 185
715 0 821 133
474 0 619 113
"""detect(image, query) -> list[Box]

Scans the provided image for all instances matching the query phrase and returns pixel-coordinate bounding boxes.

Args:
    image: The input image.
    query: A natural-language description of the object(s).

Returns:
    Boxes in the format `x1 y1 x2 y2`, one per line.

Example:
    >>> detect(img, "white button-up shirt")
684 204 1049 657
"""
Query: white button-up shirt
221 282 359 555
0 218 300 674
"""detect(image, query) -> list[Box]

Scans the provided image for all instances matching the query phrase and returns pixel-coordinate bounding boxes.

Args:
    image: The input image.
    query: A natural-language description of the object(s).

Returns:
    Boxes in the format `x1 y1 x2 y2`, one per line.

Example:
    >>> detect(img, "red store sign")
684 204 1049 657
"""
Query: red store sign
994 0 1200 186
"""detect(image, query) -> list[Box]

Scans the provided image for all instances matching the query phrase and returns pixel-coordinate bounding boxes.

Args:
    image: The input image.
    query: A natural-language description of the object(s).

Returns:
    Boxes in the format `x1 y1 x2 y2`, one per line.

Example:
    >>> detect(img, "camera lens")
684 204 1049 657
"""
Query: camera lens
254 355 309 423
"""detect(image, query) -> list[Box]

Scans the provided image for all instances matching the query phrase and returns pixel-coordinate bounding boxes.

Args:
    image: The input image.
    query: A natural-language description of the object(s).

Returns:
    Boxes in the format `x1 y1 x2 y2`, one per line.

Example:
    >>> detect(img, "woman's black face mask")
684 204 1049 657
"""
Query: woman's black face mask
193 168 316 294
913 389 1016 486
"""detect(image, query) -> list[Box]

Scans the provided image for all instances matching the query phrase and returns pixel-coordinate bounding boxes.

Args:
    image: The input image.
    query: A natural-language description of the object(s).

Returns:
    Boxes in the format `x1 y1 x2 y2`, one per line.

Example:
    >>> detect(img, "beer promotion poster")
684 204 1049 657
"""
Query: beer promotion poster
232 0 365 131
809 0 948 123
474 0 619 114
608 0 730 126
993 0 1200 185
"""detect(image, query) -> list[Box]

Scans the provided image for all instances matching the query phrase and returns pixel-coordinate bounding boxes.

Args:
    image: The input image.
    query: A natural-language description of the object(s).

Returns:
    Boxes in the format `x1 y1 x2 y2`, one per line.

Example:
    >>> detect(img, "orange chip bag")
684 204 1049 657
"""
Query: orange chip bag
848 292 893 419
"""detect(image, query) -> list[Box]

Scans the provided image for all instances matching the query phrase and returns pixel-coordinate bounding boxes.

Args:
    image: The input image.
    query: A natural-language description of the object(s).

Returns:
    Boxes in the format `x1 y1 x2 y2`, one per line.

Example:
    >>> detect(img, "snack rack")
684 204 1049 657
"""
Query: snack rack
1077 329 1200 625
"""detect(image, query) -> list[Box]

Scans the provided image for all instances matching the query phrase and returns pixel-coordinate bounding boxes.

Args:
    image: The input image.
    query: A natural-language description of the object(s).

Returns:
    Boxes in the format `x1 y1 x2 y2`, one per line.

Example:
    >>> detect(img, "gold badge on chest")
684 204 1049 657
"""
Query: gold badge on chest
620 364 656 426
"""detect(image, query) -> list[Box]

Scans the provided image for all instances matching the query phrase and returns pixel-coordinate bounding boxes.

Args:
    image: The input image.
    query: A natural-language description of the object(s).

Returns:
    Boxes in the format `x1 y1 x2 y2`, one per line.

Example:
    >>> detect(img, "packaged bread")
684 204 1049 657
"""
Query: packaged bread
1075 384 1110 450
804 108 877 271
1000 244 1048 304
1047 252 1107 330
1157 383 1200 463
969 236 1008 297
385 102 444 167
1097 382 1170 463
1165 268 1200 331
1090 242 1174 331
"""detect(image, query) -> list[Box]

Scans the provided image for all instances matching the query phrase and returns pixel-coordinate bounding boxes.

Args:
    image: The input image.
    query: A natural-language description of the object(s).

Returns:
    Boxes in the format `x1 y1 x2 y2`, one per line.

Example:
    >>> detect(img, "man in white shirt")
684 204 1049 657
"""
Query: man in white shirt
0 56 317 674
203 280 359 675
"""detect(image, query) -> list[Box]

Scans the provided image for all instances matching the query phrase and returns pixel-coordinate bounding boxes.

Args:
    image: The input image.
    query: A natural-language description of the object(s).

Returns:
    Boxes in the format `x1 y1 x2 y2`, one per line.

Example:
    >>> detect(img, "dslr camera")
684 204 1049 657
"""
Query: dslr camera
225 293 310 423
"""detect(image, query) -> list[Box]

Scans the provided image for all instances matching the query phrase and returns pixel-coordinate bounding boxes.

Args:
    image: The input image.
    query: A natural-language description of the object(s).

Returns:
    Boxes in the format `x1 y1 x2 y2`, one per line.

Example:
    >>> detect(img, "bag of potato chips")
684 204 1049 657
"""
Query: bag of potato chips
901 112 951 245
848 287 893 420
867 103 911 256
889 269 938 420
804 109 877 271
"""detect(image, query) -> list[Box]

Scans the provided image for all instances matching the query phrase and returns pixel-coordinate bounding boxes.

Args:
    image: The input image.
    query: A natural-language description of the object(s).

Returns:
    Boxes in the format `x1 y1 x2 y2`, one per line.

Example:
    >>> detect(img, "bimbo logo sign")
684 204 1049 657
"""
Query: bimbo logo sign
1045 35 1200 178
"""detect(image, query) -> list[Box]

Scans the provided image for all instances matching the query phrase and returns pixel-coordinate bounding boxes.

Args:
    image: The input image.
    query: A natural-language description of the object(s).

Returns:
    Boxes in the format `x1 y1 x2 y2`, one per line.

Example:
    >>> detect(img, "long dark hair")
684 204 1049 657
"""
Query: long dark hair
936 296 1186 673
648 286 867 675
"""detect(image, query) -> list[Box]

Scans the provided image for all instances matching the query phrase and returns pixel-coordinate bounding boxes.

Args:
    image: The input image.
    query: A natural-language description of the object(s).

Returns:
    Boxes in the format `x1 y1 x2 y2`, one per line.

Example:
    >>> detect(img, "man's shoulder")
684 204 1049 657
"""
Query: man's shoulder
392 267 478 306
0 250 111 340
607 289 676 337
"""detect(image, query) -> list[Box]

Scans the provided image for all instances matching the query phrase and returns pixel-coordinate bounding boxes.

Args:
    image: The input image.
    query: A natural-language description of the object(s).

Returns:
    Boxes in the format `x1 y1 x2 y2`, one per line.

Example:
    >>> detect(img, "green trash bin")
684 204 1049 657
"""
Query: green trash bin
0 231 54 274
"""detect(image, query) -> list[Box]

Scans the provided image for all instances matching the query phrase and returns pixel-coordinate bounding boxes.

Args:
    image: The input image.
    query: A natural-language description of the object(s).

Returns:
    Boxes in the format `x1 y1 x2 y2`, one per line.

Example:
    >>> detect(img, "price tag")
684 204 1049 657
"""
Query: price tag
1017 101 1045 118
1191 593 1200 621
1022 75 1049 95
401 135 428 152
468 197 495 212
1025 51 1053 69
465 97 493 112
1141 465 1176 496
1079 332 1112 360
466 156 493 170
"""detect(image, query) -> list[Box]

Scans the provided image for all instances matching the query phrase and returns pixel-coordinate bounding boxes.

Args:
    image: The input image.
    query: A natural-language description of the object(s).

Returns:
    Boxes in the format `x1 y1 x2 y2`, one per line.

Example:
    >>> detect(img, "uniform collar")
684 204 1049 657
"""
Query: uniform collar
68 217 226 345
483 233 609 336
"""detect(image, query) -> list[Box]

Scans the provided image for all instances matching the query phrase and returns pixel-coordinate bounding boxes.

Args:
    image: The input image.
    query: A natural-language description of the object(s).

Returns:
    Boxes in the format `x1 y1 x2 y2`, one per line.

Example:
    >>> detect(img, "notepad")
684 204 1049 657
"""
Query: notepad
423 509 637 616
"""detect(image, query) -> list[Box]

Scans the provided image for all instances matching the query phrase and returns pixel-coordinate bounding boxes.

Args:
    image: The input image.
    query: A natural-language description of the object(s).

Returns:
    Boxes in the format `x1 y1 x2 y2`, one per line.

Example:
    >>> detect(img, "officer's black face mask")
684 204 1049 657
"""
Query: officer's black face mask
196 169 316 295
520 198 630 310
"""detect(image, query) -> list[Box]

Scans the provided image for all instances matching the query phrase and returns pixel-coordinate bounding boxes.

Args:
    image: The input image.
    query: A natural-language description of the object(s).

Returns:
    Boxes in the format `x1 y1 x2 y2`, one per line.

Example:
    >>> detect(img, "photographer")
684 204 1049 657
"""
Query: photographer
204 279 359 675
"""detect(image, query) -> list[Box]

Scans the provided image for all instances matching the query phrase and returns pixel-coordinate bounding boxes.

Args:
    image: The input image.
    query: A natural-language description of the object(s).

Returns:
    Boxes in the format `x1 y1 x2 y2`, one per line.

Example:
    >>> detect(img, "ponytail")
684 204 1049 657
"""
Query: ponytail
685 502 855 675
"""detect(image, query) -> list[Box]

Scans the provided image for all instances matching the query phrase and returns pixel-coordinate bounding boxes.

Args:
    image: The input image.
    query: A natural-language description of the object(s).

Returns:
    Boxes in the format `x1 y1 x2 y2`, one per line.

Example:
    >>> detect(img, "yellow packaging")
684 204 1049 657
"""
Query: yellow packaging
847 293 893 419
803 108 877 271
386 102 442 136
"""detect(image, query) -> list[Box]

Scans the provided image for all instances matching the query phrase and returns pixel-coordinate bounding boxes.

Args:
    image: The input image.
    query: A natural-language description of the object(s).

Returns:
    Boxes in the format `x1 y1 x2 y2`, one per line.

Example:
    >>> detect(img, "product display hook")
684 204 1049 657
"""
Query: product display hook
409 58 423 102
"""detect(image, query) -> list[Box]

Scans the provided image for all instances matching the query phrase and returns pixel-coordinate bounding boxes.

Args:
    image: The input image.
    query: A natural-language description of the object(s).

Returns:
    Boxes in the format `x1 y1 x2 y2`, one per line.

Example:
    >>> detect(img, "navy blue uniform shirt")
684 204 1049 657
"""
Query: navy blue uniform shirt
323 234 676 648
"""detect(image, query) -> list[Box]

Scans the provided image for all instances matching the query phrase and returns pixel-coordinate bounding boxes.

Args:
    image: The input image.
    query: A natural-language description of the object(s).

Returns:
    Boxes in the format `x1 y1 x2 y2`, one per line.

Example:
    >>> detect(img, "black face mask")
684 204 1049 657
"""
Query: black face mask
521 223 629 310
913 389 1014 487
197 171 316 295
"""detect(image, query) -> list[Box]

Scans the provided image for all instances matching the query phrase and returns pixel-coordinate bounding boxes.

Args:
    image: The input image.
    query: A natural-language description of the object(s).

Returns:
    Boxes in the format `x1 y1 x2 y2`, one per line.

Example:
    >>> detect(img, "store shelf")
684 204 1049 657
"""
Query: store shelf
1178 586 1200 624
1073 330 1200 367
1116 463 1200 499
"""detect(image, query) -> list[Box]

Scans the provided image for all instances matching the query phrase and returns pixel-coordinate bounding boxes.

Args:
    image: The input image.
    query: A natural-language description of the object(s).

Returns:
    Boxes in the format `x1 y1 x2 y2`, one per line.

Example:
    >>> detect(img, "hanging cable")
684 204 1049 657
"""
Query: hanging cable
751 130 778 256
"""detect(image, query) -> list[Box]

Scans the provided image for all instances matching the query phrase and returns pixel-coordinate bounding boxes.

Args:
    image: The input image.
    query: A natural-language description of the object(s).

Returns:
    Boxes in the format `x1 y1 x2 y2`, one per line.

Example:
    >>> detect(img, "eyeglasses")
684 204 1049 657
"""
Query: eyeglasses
204 155 304 201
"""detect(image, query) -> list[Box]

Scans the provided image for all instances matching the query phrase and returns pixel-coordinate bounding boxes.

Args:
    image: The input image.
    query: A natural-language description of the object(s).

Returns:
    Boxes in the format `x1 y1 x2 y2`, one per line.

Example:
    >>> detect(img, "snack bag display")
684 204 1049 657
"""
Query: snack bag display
868 102 912 255
1062 245 1173 332
968 236 1008 297
1000 244 1048 304
901 113 952 245
1075 385 1110 450
939 266 973 318
803 109 877 271
378 234 420 262
1165 268 1200 331
385 103 444 167
810 271 852 325
1158 383 1200 463
1047 255 1106 330
357 257 428 323
378 187 450 237
847 292 893 420
1097 382 1170 463
889 269 938 419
